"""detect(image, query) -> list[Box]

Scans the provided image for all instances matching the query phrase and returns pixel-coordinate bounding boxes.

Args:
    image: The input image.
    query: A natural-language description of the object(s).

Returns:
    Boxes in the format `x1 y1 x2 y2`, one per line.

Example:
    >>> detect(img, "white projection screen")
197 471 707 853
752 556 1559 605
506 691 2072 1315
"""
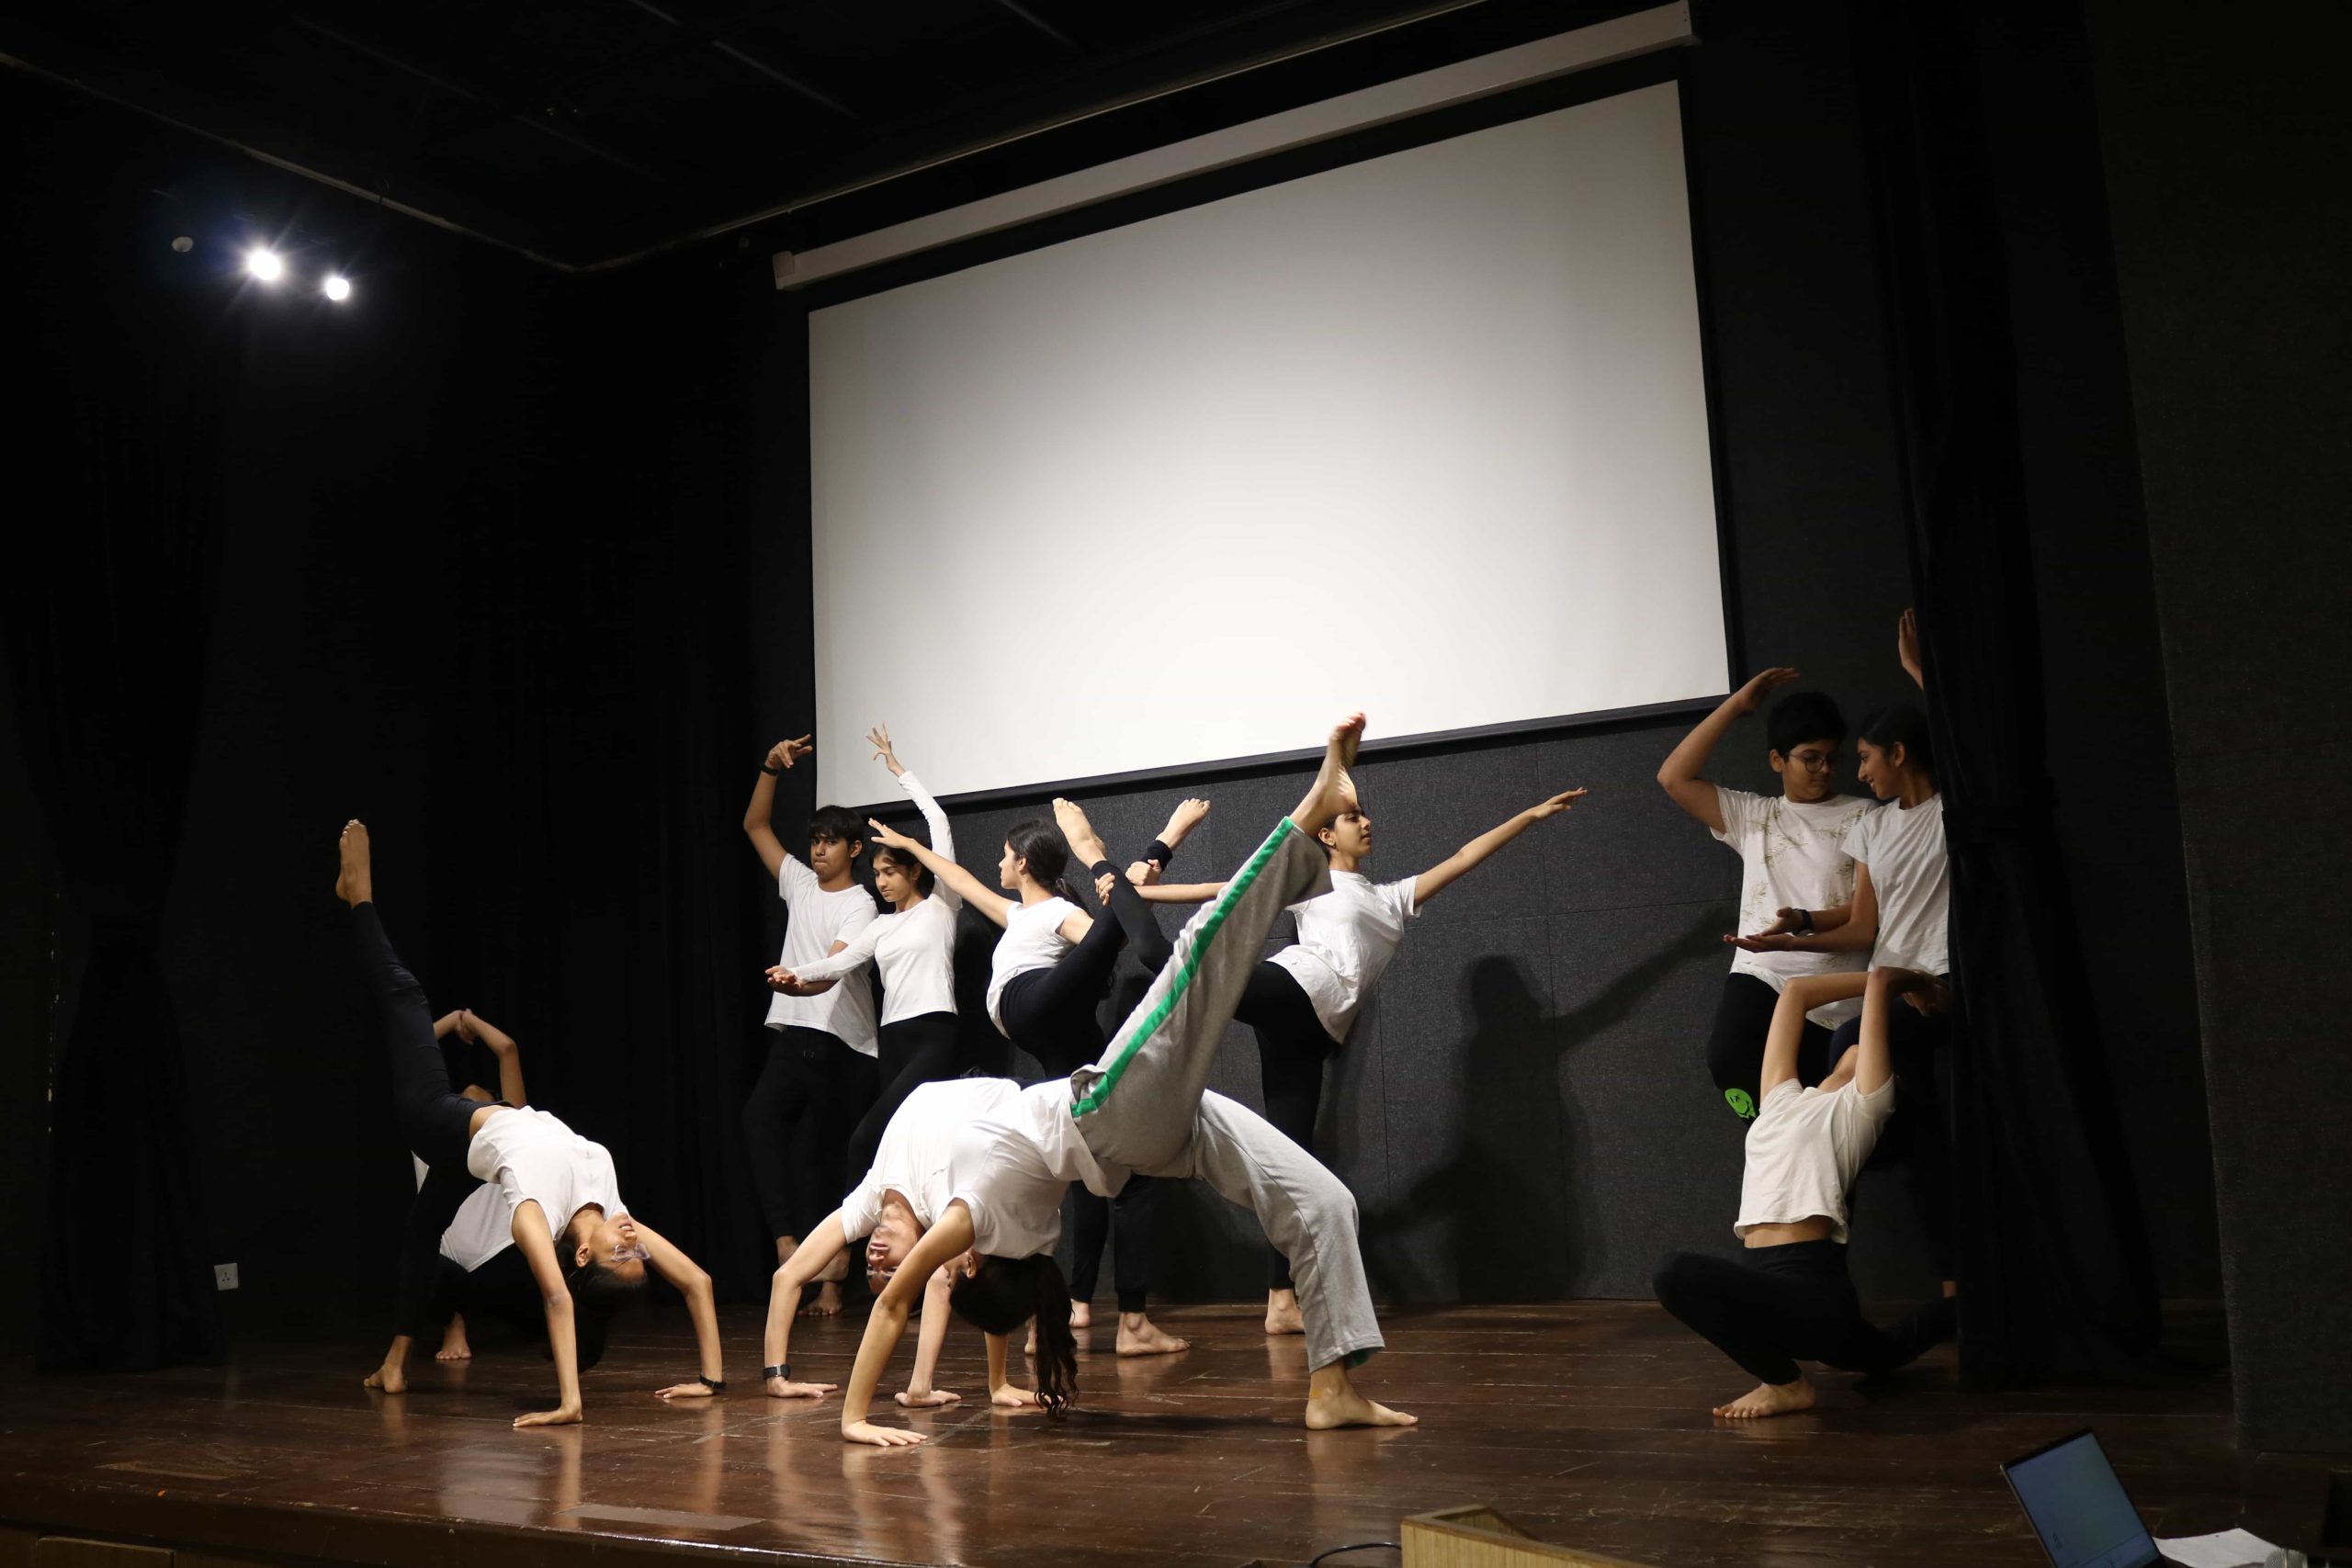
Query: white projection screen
808 80 1725 805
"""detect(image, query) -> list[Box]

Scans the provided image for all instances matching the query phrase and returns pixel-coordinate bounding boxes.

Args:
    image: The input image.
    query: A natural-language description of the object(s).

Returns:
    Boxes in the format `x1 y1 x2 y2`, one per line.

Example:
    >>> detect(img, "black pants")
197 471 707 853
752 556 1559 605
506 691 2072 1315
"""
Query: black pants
1001 849 1177 1309
742 1025 879 1244
1236 961 1338 1290
356 902 479 1172
1827 985 1956 1278
1707 973 1837 1121
844 1011 960 1187
1653 1242 1955 1385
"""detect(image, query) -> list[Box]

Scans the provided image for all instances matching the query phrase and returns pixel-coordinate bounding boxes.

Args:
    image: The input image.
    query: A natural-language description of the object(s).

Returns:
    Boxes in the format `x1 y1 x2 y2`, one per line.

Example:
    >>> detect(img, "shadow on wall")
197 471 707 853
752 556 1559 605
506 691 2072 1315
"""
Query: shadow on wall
1361 912 1724 1302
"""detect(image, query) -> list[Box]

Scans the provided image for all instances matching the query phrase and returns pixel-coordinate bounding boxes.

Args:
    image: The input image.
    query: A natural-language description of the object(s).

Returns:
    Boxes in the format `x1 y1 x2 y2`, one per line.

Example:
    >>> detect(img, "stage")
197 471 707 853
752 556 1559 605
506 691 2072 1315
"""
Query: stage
0 1302 2317 1568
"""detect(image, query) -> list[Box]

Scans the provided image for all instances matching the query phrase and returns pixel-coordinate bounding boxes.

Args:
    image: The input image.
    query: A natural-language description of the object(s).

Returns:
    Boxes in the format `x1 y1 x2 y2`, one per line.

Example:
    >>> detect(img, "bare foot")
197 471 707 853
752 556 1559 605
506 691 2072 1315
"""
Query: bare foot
1291 715 1366 832
1712 1378 1815 1419
1069 1300 1092 1331
1051 798 1109 868
363 1360 407 1394
436 1319 472 1361
1304 1374 1415 1430
1115 1312 1190 1357
802 1280 844 1317
335 819 374 906
1158 797 1212 852
1264 1291 1305 1337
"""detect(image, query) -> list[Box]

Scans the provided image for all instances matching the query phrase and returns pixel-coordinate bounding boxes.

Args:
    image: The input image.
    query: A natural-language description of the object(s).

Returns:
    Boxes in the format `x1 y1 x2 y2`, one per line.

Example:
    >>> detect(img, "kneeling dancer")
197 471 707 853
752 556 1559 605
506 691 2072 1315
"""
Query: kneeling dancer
1653 964 1956 1418
763 715 1415 1445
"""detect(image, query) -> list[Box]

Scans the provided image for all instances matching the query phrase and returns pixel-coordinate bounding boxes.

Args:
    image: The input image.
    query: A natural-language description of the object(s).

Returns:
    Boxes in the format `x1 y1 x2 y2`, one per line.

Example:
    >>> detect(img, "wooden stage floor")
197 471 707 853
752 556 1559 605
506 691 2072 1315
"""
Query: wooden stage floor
0 1301 2323 1568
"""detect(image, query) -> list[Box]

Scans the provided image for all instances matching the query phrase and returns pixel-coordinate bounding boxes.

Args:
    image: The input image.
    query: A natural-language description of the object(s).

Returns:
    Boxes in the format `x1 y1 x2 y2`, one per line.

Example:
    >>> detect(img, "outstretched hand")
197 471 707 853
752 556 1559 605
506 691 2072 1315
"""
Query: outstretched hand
1525 788 1589 820
1898 608 1924 689
765 965 808 995
767 734 814 772
1731 667 1802 715
654 1382 718 1401
1725 931 1799 953
842 1420 926 1449
865 817 914 850
865 724 903 777
895 1388 962 1409
767 1377 840 1400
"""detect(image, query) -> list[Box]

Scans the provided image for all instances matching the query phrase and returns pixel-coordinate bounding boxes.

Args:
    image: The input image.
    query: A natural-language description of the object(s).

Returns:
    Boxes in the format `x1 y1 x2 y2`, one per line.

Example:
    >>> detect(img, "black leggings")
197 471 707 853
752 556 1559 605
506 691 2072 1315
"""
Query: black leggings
844 1011 960 1187
742 1026 879 1244
1000 843 1178 1309
1653 1241 1955 1385
1827 987 1956 1278
1236 961 1338 1290
1707 973 1837 1122
356 902 479 1172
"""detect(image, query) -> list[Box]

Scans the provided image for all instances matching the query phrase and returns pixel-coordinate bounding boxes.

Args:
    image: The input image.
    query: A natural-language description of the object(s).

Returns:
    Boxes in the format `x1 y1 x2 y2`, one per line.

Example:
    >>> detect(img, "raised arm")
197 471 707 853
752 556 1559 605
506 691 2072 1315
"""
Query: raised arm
866 818 1008 928
458 1010 526 1107
1728 863 1880 955
1898 608 1926 691
1414 788 1589 906
509 1201 582 1428
762 1211 849 1400
743 735 813 882
1758 973 1869 1095
871 726 965 914
1852 968 1916 1096
840 1204 978 1447
896 1265 962 1408
634 1222 726 1401
1656 669 1801 832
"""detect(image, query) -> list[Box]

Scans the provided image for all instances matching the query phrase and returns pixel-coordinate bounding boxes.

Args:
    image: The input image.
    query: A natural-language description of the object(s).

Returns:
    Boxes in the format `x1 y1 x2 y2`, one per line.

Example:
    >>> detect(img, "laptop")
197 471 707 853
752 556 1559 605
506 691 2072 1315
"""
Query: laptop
2004 1430 2164 1568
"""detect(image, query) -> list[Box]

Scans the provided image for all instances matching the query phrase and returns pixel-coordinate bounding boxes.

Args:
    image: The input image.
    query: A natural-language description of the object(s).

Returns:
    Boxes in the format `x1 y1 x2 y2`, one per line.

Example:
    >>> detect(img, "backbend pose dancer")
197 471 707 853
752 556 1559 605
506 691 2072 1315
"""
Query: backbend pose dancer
1729 611 1955 1287
1136 776 1588 1335
1652 964 1957 1418
1657 668 1872 1121
763 716 1430 1444
741 730 880 1316
765 725 964 1186
338 822 727 1426
863 792 1210 1356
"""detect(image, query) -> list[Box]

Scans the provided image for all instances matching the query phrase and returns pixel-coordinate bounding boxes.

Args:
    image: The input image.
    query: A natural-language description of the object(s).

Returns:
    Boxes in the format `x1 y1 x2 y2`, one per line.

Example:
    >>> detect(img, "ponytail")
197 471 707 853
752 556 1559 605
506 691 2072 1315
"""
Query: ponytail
951 1254 1079 1417
1003 818 1081 907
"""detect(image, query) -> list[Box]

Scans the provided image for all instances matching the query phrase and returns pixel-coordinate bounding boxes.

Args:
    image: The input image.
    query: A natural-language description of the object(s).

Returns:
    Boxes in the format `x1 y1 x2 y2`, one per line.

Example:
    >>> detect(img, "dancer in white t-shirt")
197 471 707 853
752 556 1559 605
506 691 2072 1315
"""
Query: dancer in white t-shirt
1652 963 1956 1418
741 729 881 1316
1136 774 1586 1336
337 822 727 1428
761 716 1440 1445
1657 667 1872 1121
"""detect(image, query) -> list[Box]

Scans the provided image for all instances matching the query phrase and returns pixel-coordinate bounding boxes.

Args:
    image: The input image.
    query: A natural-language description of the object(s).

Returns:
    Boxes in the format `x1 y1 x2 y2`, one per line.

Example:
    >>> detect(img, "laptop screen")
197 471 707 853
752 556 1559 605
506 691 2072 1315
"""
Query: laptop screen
2004 1431 2161 1568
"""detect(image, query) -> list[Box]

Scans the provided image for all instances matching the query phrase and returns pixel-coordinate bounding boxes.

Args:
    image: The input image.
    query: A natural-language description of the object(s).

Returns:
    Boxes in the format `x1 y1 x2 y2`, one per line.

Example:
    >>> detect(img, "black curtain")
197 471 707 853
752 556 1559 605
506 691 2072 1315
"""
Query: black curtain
1853 0 2160 1386
3 250 231 1371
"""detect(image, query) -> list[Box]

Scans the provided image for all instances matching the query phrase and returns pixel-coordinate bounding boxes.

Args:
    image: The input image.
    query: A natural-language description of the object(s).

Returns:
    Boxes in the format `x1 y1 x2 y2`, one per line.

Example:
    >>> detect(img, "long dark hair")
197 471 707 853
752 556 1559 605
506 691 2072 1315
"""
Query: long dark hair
950 1254 1078 1416
554 1211 647 1371
1857 703 1936 778
870 818 935 896
1003 818 1080 903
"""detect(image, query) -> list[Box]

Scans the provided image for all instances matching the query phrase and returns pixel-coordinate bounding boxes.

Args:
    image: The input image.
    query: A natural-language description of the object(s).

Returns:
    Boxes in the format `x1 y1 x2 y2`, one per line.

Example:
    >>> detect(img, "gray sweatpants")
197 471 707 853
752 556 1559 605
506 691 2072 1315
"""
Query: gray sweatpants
1069 818 1382 1372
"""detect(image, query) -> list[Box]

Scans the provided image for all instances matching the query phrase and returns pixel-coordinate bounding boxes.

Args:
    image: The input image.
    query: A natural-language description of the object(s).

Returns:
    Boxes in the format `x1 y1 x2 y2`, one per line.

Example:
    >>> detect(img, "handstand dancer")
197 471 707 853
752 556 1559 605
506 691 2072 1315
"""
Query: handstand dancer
865 792 1211 1356
1134 776 1588 1335
338 822 727 1427
1651 964 1956 1418
765 716 1430 1444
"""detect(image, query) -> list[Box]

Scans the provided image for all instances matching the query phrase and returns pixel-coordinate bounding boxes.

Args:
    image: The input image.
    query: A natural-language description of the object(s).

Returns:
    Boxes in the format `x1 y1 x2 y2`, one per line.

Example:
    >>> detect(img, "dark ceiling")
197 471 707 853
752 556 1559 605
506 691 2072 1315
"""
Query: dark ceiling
0 1 1626 271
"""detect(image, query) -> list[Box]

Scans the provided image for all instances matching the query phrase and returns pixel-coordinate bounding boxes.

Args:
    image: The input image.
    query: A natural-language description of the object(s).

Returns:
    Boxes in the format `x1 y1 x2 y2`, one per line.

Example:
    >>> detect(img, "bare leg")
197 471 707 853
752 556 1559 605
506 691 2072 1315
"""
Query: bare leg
335 819 374 907
1052 798 1112 870
1304 1360 1414 1429
1292 716 1363 832
1156 797 1212 854
1713 1377 1816 1419
1114 1311 1190 1357
364 1335 413 1393
1265 1289 1305 1337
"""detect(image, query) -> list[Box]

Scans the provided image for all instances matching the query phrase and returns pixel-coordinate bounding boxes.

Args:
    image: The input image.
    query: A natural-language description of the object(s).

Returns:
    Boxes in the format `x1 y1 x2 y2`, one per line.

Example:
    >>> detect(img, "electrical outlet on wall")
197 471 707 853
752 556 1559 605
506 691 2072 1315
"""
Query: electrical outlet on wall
214 1261 239 1291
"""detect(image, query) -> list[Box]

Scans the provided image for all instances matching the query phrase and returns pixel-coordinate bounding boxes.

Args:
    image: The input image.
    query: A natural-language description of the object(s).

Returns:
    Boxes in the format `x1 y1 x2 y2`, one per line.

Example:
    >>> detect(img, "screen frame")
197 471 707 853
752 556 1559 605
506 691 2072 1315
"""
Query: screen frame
798 50 1747 812
1999 1428 2163 1568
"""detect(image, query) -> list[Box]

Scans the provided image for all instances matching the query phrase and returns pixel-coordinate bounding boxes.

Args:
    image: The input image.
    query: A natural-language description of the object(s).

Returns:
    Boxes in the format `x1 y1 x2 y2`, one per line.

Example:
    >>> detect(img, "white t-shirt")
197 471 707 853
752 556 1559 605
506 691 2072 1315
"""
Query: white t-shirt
1849 794 1950 977
836 1077 1114 1258
439 1106 628 1271
787 773 962 1026
1713 786 1874 1027
1270 871 1419 1042
765 853 882 1053
1733 1076 1894 1246
985 896 1080 1036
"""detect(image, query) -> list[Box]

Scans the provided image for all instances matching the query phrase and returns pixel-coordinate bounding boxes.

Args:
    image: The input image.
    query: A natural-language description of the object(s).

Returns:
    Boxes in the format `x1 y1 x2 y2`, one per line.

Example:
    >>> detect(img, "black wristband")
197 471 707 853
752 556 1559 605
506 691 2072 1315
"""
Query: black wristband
1794 908 1814 934
1146 838 1175 869
696 1374 726 1393
763 1363 790 1382
1090 859 1119 882
761 761 783 776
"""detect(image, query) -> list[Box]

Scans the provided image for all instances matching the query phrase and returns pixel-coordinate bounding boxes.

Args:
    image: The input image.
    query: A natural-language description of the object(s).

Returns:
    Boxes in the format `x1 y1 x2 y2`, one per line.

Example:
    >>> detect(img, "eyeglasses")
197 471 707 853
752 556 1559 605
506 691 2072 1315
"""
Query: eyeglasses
1786 752 1838 773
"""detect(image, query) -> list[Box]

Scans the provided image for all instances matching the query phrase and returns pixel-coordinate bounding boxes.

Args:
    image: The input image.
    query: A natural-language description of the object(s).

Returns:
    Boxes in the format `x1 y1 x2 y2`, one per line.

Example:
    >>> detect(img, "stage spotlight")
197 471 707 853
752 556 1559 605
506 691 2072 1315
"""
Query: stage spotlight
171 235 194 254
245 247 284 283
322 274 352 302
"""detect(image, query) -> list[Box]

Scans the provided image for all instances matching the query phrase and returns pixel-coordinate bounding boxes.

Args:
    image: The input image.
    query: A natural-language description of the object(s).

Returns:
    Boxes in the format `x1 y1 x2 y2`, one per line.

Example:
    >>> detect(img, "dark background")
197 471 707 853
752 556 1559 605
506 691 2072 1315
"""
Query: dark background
8 0 2312 1430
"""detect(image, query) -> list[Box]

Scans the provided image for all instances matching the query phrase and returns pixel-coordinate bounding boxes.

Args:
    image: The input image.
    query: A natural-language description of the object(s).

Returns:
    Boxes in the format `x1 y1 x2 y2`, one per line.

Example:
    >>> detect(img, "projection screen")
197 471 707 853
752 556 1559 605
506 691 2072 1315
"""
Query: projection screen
808 80 1724 805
